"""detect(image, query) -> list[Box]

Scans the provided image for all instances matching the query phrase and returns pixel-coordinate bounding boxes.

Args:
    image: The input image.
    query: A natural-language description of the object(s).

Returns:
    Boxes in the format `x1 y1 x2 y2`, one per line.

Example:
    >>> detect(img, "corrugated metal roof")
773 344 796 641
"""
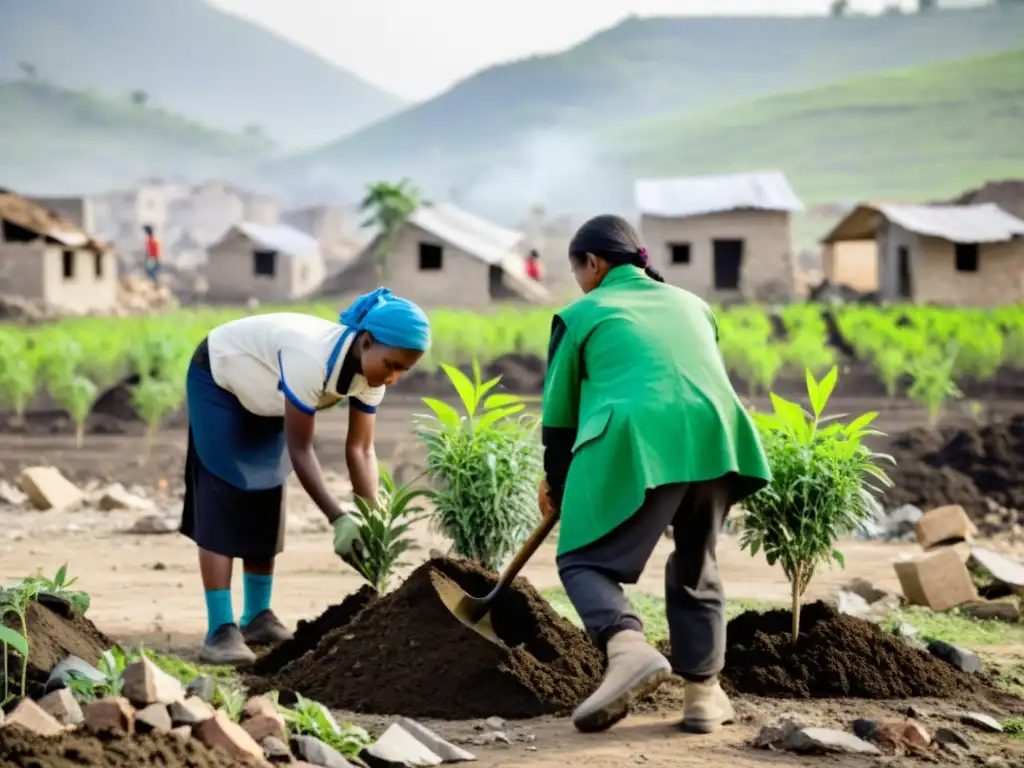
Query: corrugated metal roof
408 202 523 266
877 203 1024 243
634 171 805 218
234 222 319 257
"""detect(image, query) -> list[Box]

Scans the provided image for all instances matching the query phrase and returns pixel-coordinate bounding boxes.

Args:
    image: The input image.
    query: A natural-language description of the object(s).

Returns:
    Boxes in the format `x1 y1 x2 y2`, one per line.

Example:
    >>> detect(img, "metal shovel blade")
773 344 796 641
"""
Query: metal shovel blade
430 570 501 645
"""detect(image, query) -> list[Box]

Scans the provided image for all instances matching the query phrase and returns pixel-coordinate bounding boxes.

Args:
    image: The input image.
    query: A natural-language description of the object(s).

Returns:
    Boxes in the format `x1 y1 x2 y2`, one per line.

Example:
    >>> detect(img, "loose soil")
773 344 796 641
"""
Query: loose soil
2 600 109 698
272 557 605 719
0 726 249 768
252 584 377 674
723 600 973 699
884 414 1024 526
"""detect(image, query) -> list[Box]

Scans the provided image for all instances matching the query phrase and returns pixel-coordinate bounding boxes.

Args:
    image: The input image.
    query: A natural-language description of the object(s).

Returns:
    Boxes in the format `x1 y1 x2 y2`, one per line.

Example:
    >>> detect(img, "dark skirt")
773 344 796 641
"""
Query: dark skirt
179 339 287 560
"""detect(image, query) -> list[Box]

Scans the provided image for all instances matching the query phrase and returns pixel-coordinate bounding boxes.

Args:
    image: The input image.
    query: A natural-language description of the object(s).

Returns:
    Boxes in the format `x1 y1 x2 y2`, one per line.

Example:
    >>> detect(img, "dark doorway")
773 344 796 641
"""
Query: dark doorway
712 239 743 290
897 246 912 298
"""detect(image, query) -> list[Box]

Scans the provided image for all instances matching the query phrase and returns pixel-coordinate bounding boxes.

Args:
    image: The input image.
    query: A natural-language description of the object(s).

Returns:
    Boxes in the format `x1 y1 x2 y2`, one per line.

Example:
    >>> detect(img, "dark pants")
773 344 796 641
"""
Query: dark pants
557 477 732 682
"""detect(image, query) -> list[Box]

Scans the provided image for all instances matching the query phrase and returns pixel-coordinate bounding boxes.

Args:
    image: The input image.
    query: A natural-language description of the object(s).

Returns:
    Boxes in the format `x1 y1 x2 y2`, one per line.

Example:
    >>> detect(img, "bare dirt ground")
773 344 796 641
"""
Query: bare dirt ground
2 396 1023 767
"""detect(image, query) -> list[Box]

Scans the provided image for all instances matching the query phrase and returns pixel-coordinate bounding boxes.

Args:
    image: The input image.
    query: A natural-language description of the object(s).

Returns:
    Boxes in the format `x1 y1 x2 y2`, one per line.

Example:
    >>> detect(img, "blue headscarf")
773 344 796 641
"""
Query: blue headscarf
340 287 431 352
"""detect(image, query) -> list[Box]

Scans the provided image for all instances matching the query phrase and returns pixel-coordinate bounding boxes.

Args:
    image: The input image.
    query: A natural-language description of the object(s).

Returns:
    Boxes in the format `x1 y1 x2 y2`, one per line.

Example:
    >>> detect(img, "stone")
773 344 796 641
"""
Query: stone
842 578 891 604
362 723 444 766
18 466 84 511
970 547 1024 589
0 480 28 506
292 735 354 767
5 698 64 736
135 703 172 733
916 504 975 548
45 655 106 694
851 719 876 741
927 641 982 674
84 697 135 733
261 735 293 763
883 504 923 539
935 727 971 749
38 688 84 726
242 712 286 742
98 483 154 511
784 727 881 755
893 546 978 612
486 731 510 745
121 656 184 707
171 725 192 740
168 696 215 727
242 695 279 720
185 674 216 702
194 710 268 765
958 712 1003 733
126 514 179 534
483 716 506 731
752 725 786 749
901 720 930 749
960 600 1021 622
394 717 477 762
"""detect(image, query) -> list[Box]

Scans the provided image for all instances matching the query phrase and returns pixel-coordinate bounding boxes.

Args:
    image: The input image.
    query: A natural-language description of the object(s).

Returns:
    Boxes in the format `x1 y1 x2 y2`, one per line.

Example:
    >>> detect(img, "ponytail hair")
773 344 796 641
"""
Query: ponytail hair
568 214 665 283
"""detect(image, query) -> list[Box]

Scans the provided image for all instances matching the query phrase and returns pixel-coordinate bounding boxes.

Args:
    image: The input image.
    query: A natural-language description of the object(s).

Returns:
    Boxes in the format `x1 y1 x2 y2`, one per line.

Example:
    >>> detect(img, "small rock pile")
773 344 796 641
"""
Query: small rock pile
114 274 180 315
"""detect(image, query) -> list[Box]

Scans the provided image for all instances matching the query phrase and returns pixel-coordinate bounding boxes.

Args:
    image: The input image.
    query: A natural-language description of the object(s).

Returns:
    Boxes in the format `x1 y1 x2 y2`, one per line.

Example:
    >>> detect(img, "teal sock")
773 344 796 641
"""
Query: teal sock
241 573 273 627
204 589 234 640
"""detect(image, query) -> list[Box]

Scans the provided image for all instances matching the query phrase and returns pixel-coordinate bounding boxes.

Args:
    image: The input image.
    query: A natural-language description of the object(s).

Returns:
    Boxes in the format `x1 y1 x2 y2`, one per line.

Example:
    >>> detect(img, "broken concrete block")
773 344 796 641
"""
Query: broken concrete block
893 546 978 612
121 656 184 707
135 702 172 733
916 504 975 549
935 727 971 749
292 735 354 767
970 547 1024 590
5 698 64 736
959 712 1003 733
185 675 216 702
97 483 154 511
168 696 215 727
394 717 477 762
241 695 278 720
960 599 1021 622
171 725 192 740
784 727 881 755
261 735 292 764
0 479 28 506
901 720 931 749
18 466 84 511
126 514 179 534
242 712 286 742
84 697 135 733
194 710 268 765
38 688 84 726
927 641 982 674
363 723 444 766
45 654 105 694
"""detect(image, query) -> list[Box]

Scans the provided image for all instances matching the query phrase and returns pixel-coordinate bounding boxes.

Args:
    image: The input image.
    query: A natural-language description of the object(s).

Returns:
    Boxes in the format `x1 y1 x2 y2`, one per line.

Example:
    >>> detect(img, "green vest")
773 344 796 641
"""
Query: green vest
542 266 771 555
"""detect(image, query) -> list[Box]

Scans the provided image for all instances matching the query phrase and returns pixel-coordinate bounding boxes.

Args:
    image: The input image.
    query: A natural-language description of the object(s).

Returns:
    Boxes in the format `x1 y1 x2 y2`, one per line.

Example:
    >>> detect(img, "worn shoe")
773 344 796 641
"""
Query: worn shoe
241 610 294 646
571 630 672 733
199 623 257 666
681 678 735 733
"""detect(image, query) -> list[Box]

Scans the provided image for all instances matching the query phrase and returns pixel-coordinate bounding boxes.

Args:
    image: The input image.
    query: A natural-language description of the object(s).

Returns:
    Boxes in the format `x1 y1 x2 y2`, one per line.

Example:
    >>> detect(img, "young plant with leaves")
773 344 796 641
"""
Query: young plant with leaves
20 563 91 614
417 361 542 571
350 466 431 593
0 333 36 425
739 366 893 644
267 691 373 757
132 377 184 455
907 346 962 428
0 579 43 703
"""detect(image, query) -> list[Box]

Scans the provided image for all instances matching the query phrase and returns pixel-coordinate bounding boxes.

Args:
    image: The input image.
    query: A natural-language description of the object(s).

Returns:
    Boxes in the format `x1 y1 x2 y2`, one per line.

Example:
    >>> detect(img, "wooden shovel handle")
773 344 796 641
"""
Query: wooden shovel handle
492 513 559 596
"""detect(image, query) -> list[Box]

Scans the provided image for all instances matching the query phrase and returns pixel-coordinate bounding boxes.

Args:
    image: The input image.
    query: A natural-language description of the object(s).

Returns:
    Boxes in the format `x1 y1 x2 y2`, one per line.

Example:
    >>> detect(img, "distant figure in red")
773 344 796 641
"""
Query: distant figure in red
143 225 161 283
526 249 544 282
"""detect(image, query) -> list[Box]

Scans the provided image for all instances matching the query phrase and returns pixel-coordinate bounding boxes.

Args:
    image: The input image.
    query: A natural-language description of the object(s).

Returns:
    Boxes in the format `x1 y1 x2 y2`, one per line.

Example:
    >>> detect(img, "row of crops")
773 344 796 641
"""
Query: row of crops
0 303 1022 442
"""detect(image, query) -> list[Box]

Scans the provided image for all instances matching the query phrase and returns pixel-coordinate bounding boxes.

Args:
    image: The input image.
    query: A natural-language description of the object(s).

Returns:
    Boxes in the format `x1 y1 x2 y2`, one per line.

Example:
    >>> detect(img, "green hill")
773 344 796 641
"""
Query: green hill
0 0 405 149
278 4 1024 188
0 80 270 193
603 48 1024 207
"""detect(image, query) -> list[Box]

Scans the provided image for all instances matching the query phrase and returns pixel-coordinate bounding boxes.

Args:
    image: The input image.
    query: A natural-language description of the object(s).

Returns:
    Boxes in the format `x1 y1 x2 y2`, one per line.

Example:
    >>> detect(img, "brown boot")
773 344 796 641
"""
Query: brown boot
681 678 735 733
571 630 672 733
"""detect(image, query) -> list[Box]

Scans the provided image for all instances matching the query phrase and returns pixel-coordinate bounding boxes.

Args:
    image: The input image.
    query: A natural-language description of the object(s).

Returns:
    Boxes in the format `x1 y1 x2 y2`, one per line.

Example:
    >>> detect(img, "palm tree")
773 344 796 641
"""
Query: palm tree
359 179 420 276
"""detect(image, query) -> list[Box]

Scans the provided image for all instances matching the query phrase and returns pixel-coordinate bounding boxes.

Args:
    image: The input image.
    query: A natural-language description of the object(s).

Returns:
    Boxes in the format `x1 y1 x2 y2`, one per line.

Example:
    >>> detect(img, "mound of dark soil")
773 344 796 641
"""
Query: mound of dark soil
883 415 1024 526
2 600 109 697
273 557 604 719
253 585 377 674
724 601 970 699
0 726 248 768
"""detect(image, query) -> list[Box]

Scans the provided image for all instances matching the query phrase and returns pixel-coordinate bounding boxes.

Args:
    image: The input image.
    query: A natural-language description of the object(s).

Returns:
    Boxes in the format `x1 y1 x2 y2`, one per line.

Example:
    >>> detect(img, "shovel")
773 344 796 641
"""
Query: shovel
432 513 559 644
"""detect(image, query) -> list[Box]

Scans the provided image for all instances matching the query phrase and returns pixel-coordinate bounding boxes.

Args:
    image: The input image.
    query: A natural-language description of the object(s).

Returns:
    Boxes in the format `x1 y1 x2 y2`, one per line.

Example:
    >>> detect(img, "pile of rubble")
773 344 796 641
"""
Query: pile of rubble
115 274 180 315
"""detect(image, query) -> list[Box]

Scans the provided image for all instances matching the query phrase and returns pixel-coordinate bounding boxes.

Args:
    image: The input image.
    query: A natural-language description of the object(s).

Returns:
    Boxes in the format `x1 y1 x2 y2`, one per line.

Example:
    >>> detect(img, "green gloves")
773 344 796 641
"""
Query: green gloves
332 515 366 569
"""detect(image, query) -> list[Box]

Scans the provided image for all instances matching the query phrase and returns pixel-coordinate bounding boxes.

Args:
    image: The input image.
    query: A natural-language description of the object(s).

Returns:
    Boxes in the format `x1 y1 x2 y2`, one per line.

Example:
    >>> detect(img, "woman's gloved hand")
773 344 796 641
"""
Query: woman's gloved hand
332 515 366 569
538 479 558 519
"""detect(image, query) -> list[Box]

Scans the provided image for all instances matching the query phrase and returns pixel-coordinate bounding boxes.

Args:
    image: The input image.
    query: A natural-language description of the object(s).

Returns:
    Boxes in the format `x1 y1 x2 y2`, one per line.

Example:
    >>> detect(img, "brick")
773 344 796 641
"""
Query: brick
5 698 64 736
194 710 268 765
121 656 184 707
894 546 978 612
38 688 84 726
916 505 975 549
18 466 84 511
84 697 135 733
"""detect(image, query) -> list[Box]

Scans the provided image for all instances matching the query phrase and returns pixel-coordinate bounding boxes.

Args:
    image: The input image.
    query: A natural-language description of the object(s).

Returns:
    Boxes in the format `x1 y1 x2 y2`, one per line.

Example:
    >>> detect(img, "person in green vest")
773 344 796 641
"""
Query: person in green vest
539 214 771 735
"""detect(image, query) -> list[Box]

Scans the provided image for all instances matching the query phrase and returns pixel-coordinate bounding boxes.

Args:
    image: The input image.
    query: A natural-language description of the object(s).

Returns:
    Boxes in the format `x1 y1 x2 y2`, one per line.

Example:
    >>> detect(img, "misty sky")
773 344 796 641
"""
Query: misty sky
207 0 942 99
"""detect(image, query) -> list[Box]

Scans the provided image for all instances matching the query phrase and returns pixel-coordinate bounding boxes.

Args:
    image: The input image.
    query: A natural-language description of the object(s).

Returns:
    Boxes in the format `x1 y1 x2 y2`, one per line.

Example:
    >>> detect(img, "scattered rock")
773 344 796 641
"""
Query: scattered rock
851 719 876 741
185 674 216 702
959 712 1003 733
18 466 84 511
242 695 279 720
970 547 1024 589
901 720 931 749
5 698 64 736
45 655 105 694
959 600 1021 622
121 656 184 707
483 716 505 731
194 710 268 765
784 727 881 755
168 695 215 727
97 483 154 511
84 696 135 733
37 688 84 726
927 641 982 674
0 479 28 506
486 731 511 745
135 702 172 733
242 711 286 742
881 505 924 540
935 727 972 749
393 717 476 762
292 734 354 767
261 735 293 763
126 514 179 534
362 723 444 766
171 724 192 740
